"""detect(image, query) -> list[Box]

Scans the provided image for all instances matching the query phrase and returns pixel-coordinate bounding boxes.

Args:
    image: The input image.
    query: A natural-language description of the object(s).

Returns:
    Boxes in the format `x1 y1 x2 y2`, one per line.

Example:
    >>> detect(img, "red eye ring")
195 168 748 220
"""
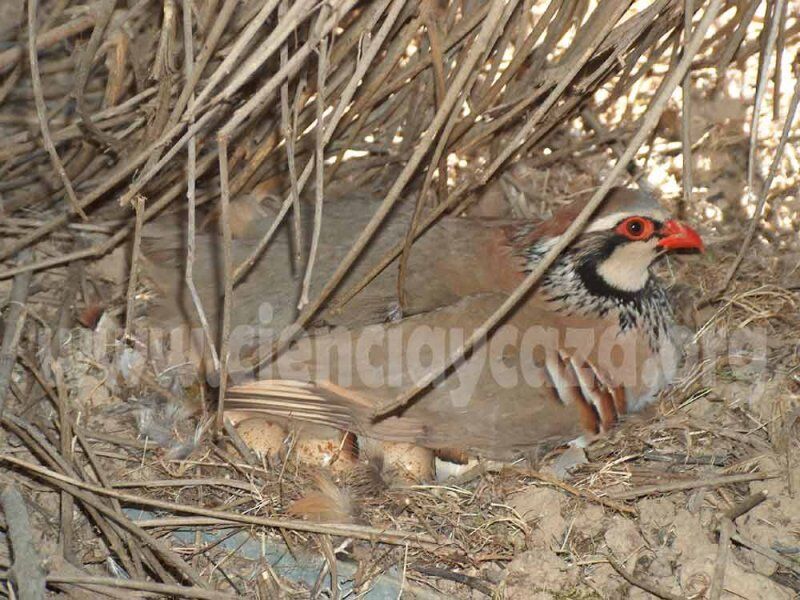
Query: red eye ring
616 217 654 241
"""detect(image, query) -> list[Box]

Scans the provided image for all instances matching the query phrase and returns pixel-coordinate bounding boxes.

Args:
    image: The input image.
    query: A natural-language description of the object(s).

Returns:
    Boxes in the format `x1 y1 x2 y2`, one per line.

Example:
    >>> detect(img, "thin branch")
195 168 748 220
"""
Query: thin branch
215 136 234 432
298 35 329 310
730 531 800 575
123 195 146 341
718 48 800 292
182 0 220 371
1 414 209 588
0 15 95 72
0 485 46 600
0 249 32 414
681 0 694 217
192 0 298 108
42 575 232 600
0 454 443 550
747 0 786 195
27 0 88 220
279 0 305 274
606 555 682 600
50 361 76 564
609 472 775 500
72 0 120 151
709 518 734 600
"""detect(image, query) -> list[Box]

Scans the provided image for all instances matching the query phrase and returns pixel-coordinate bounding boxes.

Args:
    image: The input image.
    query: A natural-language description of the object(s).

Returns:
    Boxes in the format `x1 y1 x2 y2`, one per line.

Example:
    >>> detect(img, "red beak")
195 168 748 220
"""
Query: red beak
657 220 704 252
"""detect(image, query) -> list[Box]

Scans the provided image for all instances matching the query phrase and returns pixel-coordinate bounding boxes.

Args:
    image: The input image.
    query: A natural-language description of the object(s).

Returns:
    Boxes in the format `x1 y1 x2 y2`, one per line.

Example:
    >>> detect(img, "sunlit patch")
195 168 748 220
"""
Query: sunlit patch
704 204 722 221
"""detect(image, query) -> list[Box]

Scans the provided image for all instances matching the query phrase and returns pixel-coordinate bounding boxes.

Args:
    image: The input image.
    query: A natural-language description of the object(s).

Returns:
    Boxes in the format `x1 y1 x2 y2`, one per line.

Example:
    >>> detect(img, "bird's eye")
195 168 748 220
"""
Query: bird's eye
616 217 653 241
627 219 644 235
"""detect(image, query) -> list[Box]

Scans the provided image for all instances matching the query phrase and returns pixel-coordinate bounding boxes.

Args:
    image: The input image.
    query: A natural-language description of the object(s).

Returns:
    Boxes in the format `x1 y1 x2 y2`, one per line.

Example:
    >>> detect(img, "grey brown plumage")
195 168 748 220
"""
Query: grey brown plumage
143 187 703 461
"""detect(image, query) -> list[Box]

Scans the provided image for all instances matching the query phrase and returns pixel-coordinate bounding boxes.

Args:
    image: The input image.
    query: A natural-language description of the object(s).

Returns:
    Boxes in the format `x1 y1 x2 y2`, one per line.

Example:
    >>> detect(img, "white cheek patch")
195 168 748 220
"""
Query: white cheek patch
583 209 668 233
596 240 659 292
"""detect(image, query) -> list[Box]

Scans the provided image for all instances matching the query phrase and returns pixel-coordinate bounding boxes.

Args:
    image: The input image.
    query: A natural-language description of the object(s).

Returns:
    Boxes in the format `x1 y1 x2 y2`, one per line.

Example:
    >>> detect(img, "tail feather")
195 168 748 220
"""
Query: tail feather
224 378 429 445
225 379 368 432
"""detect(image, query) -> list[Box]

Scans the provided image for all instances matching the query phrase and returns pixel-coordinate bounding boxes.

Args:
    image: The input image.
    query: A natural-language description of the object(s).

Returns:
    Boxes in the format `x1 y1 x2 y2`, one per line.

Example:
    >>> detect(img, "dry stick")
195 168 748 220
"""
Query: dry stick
42 575 232 600
0 85 158 161
730 532 800 575
609 472 775 501
250 0 509 373
121 0 334 216
47 259 80 360
373 0 662 418
182 0 220 371
51 361 76 565
129 517 253 528
413 565 494 597
0 148 220 280
229 3 400 288
222 418 260 466
123 196 146 341
73 0 120 151
0 416 209 588
122 0 236 176
72 430 147 579
709 516 734 600
110 477 256 491
19 359 148 580
280 1 305 274
215 138 234 432
319 535 339 600
193 0 304 110
27 0 88 221
505 466 635 515
298 35 329 310
325 13 424 181
455 1 626 154
0 485 46 600
312 0 401 163
219 0 357 138
772 0 787 122
722 489 768 521
168 0 238 129
231 0 406 287
445 0 562 148
718 50 800 292
216 0 325 104
0 455 443 549
0 107 199 264
359 3 490 119
580 108 655 195
40 560 135 600
714 0 762 74
606 556 682 600
0 250 32 414
0 63 22 107
681 0 694 218
711 488 771 600
747 0 785 198
0 15 95 72
425 6 449 207
116 104 221 208
397 0 517 308
141 0 179 162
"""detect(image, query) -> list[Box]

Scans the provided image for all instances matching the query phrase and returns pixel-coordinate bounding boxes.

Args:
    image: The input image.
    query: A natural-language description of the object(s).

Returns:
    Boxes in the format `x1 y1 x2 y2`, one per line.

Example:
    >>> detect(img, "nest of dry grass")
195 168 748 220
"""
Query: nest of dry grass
0 0 799 597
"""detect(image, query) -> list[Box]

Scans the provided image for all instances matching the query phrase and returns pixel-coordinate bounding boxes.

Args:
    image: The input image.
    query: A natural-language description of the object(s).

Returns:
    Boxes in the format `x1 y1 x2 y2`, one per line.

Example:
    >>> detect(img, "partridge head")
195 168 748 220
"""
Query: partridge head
222 187 704 468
